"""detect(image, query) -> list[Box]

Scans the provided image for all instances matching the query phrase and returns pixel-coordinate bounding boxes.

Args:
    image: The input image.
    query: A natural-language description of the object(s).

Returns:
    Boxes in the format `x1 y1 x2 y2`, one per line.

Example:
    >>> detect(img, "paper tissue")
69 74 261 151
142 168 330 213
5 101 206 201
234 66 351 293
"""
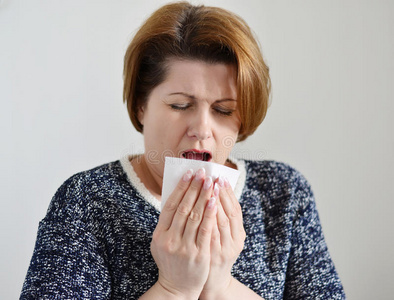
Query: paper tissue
161 157 240 209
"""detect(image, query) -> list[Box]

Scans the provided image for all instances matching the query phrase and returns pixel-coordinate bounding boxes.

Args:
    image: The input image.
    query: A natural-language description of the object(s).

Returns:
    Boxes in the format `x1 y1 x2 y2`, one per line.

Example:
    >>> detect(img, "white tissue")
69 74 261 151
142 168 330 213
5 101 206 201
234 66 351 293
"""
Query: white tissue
161 157 240 209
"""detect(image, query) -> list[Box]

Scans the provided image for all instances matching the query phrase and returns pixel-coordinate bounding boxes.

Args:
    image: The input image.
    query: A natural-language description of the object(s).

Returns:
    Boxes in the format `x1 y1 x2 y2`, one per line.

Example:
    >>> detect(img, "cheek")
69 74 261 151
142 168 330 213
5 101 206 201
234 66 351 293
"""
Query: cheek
219 134 236 154
219 118 241 138
144 111 169 134
145 114 186 145
216 120 240 153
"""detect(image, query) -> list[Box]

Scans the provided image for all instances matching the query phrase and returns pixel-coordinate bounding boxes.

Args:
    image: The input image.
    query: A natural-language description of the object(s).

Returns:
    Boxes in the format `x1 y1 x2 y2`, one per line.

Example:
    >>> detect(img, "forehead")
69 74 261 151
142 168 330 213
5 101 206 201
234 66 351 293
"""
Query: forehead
157 59 238 101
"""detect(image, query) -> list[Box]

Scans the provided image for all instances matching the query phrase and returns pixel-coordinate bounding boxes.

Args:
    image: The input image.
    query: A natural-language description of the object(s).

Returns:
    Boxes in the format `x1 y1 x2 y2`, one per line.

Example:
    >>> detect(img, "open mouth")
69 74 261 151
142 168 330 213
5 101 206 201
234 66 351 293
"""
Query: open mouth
182 150 212 162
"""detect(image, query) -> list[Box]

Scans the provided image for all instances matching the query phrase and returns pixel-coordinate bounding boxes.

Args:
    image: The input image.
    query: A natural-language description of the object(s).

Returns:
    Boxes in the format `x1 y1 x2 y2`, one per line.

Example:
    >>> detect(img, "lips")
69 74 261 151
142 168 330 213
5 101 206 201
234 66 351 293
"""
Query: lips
182 149 212 162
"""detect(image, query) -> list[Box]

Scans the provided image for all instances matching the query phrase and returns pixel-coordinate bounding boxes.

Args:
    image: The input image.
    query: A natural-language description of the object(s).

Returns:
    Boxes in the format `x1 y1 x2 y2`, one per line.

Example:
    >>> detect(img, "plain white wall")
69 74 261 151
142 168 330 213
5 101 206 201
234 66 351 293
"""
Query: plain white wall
1 0 393 299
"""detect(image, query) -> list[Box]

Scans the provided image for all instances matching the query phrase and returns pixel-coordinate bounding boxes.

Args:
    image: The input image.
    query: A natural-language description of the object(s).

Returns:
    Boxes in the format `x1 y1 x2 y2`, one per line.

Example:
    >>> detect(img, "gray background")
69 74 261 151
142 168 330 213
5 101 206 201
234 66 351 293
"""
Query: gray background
1 0 393 299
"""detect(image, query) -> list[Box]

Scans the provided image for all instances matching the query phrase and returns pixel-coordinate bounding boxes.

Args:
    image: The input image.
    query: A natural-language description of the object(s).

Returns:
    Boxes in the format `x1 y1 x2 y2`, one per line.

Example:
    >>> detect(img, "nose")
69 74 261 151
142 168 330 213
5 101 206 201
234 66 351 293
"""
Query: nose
187 109 212 140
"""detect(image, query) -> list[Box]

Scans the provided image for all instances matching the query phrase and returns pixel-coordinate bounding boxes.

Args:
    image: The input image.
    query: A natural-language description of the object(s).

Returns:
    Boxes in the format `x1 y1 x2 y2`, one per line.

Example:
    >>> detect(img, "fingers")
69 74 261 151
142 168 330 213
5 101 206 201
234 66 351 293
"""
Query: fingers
216 199 232 248
196 196 217 251
210 221 221 253
157 169 194 231
158 170 241 254
183 174 214 244
217 178 245 242
170 168 206 236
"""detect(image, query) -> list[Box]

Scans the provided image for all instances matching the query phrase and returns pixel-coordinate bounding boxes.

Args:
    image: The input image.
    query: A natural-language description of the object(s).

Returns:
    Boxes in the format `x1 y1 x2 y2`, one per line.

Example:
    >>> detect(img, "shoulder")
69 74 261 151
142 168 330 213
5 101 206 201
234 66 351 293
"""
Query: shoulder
243 159 310 188
55 160 124 197
241 159 314 210
45 160 127 222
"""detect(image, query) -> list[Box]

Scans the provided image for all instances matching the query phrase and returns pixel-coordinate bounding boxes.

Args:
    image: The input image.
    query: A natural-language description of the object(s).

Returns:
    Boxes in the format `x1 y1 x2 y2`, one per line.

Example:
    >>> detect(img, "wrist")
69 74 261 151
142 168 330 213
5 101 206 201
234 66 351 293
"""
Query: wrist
140 281 200 300
156 280 201 300
200 277 264 300
199 276 233 300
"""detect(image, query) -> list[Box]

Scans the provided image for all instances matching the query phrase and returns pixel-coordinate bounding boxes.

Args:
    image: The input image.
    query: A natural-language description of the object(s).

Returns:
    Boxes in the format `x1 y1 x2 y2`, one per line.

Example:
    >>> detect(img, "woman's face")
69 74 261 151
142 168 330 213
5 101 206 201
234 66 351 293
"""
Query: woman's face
139 59 241 179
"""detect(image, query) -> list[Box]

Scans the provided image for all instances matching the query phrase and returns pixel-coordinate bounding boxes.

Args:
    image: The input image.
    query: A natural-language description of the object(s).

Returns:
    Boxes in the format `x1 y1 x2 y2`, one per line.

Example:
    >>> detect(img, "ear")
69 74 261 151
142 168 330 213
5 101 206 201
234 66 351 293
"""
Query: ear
137 106 144 126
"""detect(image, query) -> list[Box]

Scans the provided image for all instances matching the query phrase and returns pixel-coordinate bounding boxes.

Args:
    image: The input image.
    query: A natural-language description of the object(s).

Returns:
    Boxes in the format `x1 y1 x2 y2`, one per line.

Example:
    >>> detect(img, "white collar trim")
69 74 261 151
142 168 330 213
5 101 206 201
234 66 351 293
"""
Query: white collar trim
120 155 162 212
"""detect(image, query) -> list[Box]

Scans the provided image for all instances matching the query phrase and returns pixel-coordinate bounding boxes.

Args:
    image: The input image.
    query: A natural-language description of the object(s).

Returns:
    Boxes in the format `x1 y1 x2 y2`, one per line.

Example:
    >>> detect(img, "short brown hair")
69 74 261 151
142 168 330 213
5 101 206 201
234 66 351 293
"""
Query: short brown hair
123 1 271 142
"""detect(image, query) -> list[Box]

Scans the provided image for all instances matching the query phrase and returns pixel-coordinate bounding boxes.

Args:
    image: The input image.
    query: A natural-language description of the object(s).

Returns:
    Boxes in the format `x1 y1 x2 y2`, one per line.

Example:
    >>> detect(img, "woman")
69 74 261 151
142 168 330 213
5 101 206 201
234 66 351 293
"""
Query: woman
21 2 345 299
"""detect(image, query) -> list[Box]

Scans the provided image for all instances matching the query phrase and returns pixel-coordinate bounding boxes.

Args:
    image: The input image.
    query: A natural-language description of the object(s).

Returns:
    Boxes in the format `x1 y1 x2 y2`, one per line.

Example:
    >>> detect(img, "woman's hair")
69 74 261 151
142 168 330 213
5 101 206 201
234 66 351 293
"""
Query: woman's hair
123 1 271 142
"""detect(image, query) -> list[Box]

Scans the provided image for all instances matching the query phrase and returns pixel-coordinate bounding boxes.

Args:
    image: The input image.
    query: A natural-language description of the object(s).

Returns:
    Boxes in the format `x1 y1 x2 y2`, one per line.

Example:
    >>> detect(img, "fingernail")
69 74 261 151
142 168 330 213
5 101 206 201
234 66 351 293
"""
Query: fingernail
218 176 224 187
224 177 230 188
183 169 193 182
195 168 205 181
213 183 219 197
208 197 216 209
203 176 212 190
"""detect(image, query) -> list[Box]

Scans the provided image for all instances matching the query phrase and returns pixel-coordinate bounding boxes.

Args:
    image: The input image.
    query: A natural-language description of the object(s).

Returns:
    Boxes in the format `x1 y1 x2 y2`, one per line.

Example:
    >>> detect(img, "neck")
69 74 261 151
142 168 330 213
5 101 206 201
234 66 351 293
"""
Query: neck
130 155 163 200
225 159 237 170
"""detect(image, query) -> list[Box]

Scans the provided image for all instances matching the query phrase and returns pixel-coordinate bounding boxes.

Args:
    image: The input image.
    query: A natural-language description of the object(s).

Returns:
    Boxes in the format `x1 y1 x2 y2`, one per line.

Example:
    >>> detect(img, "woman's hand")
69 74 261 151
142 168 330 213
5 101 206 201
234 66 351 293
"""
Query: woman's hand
147 168 217 300
200 177 246 299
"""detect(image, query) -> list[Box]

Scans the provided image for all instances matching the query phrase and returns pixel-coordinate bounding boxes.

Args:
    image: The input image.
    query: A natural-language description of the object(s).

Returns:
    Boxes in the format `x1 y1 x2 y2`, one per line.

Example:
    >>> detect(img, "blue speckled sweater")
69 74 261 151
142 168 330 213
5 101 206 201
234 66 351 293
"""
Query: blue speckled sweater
20 157 345 299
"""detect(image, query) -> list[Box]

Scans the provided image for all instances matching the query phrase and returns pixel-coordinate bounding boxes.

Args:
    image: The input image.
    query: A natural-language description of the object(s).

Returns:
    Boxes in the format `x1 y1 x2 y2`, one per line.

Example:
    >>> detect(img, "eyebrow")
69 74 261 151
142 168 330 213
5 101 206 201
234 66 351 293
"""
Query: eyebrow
168 92 237 102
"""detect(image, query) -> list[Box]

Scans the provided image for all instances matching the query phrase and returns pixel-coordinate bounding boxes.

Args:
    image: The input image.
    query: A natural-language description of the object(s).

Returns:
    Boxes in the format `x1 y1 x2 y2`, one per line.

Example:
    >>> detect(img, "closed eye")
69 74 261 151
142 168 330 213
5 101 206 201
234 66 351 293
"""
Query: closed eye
169 103 191 111
213 107 235 116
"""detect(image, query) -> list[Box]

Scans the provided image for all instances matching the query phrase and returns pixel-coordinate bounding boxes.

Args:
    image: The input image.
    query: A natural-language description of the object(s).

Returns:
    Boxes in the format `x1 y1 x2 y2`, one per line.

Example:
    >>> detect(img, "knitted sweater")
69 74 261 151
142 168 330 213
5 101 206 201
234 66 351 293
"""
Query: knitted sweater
20 157 345 299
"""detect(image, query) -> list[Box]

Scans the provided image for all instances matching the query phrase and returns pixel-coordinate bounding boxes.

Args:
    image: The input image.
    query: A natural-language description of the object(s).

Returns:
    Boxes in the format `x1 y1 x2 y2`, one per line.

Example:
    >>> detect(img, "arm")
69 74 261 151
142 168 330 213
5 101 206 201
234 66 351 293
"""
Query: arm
20 217 111 299
20 175 112 299
283 176 346 299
